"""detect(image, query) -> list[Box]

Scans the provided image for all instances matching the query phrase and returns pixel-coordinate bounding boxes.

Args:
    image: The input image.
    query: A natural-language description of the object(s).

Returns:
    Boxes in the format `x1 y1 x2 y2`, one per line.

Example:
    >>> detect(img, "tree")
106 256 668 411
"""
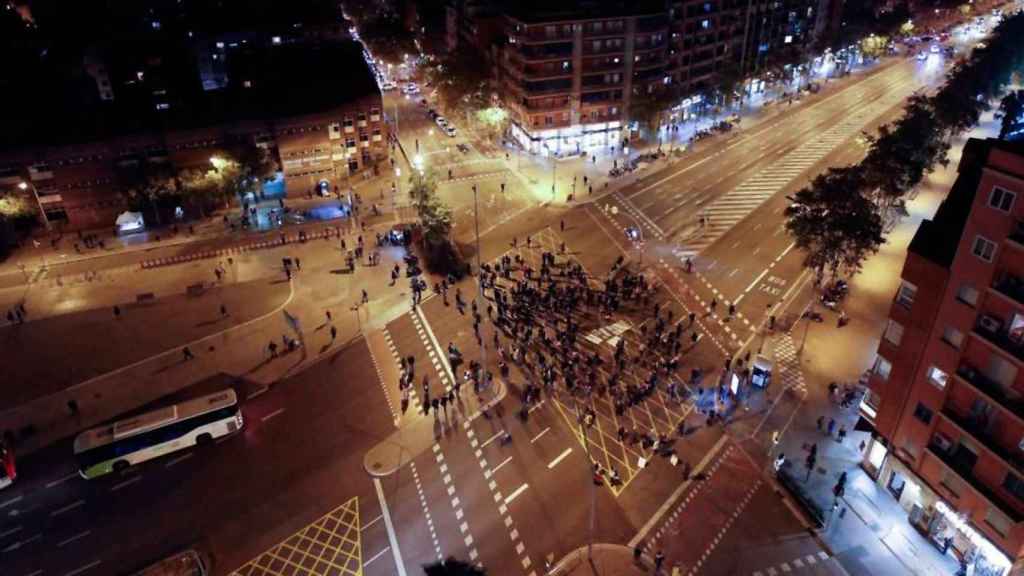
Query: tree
423 50 491 114
408 168 453 246
998 90 1024 140
785 167 885 283
475 106 510 141
0 186 36 219
423 557 486 576
630 85 678 137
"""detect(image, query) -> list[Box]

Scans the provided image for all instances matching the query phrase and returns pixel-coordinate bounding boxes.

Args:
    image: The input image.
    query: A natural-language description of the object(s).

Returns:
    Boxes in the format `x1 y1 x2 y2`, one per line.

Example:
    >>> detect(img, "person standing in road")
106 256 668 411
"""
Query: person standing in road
633 541 644 564
183 346 195 361
654 550 665 573
220 304 228 317
362 289 369 304
827 417 836 438
330 325 337 342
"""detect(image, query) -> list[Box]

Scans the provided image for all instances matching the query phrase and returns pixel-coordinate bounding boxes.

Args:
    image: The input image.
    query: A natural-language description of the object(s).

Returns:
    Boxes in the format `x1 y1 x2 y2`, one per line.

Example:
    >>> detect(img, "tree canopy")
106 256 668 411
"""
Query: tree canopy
423 50 491 113
408 168 453 246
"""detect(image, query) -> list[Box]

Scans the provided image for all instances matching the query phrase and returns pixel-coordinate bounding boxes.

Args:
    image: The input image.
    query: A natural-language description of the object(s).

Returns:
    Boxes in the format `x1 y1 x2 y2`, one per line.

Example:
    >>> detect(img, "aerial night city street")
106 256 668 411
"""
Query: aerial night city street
2 0 1024 575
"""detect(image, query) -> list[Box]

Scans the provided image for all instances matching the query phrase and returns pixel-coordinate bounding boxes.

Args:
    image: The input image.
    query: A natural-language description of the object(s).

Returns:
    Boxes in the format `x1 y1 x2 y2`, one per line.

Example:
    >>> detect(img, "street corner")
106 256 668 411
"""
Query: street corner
549 544 651 576
363 437 409 478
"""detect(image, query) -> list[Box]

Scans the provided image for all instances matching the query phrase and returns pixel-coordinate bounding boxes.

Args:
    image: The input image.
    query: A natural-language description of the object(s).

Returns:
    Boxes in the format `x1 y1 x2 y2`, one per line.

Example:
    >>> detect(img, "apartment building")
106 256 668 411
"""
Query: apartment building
0 41 387 232
500 2 671 154
860 138 1024 574
496 0 837 154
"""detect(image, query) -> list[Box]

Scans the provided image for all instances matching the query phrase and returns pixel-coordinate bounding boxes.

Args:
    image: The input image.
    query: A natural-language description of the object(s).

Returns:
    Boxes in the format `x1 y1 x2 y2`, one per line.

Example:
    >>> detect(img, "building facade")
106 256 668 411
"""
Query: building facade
495 0 838 154
861 138 1024 575
0 45 387 232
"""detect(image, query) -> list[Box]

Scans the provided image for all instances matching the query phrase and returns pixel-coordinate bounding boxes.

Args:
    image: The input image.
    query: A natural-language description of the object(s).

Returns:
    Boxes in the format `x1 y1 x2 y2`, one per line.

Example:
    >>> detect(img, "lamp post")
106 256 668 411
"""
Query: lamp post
19 181 50 231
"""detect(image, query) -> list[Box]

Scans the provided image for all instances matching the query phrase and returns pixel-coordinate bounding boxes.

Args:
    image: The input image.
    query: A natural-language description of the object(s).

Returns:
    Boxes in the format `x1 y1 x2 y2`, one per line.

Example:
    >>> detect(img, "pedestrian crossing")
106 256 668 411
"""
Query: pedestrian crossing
751 551 831 576
671 85 913 259
772 334 806 395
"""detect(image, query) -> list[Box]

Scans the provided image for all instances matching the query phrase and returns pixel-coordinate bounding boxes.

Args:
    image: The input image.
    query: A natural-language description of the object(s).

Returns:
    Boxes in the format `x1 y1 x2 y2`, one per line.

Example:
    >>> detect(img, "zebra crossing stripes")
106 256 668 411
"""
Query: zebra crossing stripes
772 334 806 395
673 84 913 258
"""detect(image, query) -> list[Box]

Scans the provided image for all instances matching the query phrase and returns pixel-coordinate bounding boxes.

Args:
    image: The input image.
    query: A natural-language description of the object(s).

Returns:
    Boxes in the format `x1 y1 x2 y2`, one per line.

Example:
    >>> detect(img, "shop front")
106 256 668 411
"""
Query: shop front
510 120 624 156
866 453 1012 576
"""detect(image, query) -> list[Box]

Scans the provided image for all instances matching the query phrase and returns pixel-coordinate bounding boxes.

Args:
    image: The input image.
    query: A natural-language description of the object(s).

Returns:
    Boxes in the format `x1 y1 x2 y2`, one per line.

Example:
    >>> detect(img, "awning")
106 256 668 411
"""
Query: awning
854 415 877 434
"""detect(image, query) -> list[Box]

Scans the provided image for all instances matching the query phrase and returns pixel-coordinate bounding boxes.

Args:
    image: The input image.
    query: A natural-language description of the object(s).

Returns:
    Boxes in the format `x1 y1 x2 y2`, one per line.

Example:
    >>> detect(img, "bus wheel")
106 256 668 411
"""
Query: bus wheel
113 460 129 473
196 433 213 446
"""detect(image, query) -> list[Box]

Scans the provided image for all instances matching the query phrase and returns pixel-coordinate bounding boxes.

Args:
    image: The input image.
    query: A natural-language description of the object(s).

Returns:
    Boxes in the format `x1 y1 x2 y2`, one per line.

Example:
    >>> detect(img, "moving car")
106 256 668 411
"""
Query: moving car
403 83 419 95
380 81 397 91
916 51 928 61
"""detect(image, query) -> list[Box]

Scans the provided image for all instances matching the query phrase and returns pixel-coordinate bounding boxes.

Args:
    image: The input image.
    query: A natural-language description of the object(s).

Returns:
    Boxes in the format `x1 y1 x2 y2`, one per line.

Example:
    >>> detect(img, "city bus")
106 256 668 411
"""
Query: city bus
74 389 243 479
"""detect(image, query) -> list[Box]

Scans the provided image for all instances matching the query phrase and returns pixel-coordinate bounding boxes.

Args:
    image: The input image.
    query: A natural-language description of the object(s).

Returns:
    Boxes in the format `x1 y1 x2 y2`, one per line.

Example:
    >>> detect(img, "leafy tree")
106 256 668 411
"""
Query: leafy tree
229 143 279 199
408 168 453 246
785 167 885 283
358 10 417 65
423 50 491 114
177 168 224 217
630 85 678 136
998 90 1024 140
122 161 177 226
423 557 486 576
0 187 35 219
475 106 510 140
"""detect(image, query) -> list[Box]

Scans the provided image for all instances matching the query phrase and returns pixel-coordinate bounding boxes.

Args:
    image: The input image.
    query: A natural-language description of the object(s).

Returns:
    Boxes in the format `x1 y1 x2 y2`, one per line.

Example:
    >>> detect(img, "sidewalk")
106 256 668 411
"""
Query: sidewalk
764 100 1006 576
549 544 651 576
0 167 401 278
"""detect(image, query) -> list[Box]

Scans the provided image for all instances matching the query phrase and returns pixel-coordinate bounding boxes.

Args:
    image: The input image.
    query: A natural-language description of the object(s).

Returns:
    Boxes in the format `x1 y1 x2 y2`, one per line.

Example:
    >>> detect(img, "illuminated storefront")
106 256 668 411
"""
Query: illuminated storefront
510 120 624 156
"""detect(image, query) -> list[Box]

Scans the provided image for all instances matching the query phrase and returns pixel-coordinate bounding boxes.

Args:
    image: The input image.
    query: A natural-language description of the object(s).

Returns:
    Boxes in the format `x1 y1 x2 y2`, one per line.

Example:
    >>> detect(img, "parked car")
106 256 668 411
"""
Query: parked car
444 125 457 137
403 83 419 95
435 116 449 128
381 81 397 91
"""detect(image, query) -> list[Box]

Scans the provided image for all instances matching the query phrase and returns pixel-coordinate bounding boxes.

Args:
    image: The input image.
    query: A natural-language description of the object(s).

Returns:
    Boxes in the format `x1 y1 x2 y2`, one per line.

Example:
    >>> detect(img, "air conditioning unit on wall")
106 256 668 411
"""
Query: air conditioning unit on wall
979 314 1003 333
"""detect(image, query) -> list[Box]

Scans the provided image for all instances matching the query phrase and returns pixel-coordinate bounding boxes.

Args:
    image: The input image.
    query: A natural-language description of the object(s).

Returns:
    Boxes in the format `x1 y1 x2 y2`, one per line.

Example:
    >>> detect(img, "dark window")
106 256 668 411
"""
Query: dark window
913 403 933 424
1004 473 1024 501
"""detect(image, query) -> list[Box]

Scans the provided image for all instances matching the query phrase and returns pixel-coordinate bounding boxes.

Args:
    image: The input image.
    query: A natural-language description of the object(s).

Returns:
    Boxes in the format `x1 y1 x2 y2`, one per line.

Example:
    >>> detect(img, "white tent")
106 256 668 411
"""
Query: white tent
115 211 145 234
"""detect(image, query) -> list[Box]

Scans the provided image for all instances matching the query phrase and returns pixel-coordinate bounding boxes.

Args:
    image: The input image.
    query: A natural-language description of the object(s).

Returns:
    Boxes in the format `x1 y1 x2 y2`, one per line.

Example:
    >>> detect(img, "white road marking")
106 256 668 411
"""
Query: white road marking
261 408 285 422
64 560 101 576
530 427 551 444
505 483 529 505
547 448 573 469
373 477 408 576
0 525 23 539
57 530 91 547
50 499 85 517
492 456 513 474
111 475 142 492
481 430 504 448
364 546 391 566
165 453 194 468
2 533 40 553
362 514 384 531
45 473 78 489
0 495 23 509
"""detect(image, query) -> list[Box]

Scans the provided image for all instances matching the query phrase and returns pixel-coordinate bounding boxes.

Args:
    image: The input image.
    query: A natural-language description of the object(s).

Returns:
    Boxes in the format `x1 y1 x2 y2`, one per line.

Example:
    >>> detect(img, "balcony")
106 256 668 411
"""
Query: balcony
927 441 1024 523
992 271 1024 307
973 315 1024 365
521 98 571 112
517 43 574 61
941 406 1024 476
1008 220 1024 249
956 362 1024 422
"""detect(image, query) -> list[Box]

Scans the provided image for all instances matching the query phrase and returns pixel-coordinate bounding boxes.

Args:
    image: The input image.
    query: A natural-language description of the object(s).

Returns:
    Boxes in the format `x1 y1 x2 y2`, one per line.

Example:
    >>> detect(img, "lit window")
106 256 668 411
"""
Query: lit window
957 284 979 307
896 281 917 309
989 186 1016 212
942 326 964 349
972 235 996 262
701 19 710 29
927 366 949 389
873 356 892 381
884 319 904 346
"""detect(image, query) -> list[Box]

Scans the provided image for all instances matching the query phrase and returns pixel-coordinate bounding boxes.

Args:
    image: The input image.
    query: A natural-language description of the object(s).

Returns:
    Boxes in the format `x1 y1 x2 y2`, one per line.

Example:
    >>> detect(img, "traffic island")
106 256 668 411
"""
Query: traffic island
363 377 507 477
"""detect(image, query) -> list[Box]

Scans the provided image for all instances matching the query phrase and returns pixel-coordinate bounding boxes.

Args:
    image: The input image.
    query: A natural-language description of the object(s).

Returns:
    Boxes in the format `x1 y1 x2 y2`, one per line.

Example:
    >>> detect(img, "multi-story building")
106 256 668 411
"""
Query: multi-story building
860 138 1024 574
0 41 387 232
500 1 670 153
496 0 838 154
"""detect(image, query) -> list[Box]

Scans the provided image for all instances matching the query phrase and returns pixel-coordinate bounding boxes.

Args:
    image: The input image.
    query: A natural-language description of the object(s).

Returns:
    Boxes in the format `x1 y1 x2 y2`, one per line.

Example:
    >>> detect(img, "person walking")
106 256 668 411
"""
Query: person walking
220 304 228 317
837 426 847 444
183 346 195 361
654 550 665 573
826 417 836 438
326 310 333 322
816 415 824 431
113 305 121 319
560 219 565 232
633 541 644 564
362 289 369 304
330 325 337 341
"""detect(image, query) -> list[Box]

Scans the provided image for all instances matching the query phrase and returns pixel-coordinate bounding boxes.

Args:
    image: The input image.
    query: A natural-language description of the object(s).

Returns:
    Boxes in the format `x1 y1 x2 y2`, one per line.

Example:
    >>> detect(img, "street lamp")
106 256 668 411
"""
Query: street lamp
19 180 50 231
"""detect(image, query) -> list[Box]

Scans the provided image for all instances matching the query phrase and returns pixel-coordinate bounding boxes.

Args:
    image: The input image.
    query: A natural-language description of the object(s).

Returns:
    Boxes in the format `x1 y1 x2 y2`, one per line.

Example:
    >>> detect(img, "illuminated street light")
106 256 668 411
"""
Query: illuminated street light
18 180 50 231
